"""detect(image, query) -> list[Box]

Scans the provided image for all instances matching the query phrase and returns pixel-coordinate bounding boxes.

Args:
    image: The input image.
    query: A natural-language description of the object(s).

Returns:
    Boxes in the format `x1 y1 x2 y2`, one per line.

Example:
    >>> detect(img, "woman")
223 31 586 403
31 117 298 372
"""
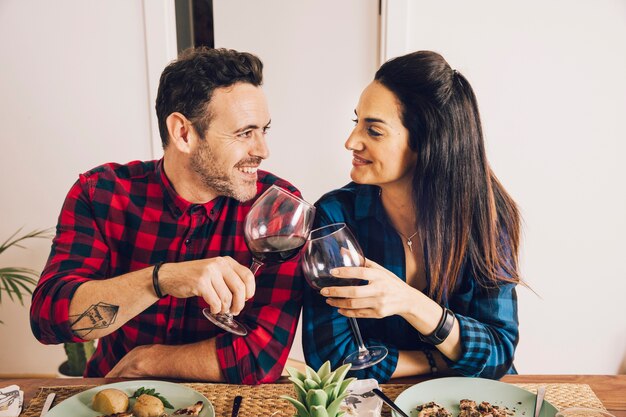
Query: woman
302 51 521 381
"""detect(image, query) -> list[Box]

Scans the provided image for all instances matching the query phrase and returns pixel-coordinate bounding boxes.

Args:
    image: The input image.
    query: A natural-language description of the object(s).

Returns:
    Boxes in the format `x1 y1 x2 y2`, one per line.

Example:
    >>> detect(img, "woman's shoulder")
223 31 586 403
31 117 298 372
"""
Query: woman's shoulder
315 183 379 223
317 182 378 204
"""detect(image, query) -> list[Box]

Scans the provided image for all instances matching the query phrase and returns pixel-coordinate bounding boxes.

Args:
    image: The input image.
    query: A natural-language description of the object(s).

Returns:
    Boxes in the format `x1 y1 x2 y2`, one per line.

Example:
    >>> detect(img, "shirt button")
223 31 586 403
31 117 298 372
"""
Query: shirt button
210 209 214 216
184 239 191 245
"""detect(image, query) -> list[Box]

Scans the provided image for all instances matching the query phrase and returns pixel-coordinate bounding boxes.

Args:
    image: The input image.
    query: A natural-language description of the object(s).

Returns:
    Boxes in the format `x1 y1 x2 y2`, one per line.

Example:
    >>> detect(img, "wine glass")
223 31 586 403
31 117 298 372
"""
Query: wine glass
302 222 388 370
203 185 315 336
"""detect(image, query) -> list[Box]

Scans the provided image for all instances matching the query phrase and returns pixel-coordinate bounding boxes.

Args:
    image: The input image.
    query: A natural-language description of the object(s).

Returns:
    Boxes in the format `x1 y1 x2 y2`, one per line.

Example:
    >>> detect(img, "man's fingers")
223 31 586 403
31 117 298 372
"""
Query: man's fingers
228 257 256 300
222 269 247 315
200 283 223 315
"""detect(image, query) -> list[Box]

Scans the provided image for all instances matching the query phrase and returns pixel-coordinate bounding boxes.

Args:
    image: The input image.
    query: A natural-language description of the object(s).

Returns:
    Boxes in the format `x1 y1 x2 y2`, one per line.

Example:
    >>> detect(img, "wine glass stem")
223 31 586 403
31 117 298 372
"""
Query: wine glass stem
249 260 264 275
348 317 369 354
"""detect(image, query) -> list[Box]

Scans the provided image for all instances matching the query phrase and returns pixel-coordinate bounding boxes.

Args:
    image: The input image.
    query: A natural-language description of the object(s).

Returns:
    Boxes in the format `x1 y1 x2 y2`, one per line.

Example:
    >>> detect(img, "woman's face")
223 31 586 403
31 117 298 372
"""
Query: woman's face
345 81 417 188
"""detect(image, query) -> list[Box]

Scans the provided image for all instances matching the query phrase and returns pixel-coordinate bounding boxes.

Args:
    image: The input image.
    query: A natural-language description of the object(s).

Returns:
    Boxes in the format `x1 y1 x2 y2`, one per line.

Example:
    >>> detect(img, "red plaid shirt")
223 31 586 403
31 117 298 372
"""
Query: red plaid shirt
30 159 304 384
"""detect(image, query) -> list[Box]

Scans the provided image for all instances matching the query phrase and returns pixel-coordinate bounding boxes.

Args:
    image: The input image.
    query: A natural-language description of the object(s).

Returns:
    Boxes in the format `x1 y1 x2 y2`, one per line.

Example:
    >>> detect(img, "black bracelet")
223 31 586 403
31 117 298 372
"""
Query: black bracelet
423 349 438 375
152 262 166 298
419 307 455 345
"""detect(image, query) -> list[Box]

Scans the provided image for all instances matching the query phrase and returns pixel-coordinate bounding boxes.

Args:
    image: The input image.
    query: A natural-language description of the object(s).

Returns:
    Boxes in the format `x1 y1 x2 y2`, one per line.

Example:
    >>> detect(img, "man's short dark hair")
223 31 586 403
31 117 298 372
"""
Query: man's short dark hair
155 47 264 148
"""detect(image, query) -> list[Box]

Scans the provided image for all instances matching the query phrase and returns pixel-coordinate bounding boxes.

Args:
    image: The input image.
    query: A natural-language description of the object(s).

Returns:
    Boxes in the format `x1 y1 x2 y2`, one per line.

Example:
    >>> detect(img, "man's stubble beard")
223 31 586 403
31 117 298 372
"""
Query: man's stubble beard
190 139 257 202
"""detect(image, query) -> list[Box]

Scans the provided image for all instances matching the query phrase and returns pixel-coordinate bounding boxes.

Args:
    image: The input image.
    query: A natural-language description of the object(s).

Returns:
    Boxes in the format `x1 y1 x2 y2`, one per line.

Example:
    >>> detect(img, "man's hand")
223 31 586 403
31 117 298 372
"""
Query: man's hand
106 340 225 381
106 344 153 378
158 257 255 315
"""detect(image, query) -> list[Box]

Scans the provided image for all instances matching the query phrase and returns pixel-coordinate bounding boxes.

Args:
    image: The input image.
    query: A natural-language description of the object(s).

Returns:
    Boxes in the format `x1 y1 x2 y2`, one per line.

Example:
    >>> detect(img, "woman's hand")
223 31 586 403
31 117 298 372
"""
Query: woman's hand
320 257 427 319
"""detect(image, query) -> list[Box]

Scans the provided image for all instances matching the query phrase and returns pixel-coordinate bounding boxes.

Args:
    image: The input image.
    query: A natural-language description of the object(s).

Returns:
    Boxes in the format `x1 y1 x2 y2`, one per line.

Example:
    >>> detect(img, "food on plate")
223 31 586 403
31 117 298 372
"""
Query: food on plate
172 400 205 415
416 400 512 417
416 401 452 417
131 394 165 417
92 388 130 414
459 399 511 417
97 413 134 417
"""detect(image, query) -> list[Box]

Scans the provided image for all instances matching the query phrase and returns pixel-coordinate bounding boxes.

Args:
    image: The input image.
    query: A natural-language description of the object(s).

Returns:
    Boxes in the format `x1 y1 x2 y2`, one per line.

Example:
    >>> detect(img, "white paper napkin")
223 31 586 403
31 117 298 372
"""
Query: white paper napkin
341 379 383 417
0 385 23 417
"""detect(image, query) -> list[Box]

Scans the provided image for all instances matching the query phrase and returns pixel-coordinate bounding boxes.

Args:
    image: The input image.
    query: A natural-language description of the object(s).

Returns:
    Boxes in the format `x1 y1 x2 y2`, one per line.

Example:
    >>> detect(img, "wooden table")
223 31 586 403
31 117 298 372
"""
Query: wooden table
1 375 624 416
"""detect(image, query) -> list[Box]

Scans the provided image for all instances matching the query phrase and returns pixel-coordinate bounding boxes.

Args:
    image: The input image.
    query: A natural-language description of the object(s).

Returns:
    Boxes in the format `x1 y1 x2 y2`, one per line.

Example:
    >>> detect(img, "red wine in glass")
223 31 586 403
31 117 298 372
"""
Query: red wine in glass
246 235 307 264
307 273 367 291
302 222 388 370
203 185 315 336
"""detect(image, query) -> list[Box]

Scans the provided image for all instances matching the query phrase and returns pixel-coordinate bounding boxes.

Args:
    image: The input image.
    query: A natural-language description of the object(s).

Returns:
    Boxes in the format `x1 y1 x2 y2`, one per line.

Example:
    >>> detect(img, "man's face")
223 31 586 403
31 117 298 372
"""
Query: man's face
190 82 271 202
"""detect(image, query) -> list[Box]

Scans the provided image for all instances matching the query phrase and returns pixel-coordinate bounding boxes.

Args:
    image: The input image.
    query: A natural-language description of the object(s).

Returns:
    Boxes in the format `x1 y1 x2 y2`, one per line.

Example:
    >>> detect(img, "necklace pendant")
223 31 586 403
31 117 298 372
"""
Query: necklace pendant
406 239 413 252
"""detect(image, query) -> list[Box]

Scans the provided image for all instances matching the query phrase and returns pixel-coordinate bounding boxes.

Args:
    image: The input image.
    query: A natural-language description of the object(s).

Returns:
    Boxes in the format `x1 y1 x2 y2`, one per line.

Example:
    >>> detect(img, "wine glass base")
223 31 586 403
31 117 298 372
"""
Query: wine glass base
343 345 388 370
203 308 248 336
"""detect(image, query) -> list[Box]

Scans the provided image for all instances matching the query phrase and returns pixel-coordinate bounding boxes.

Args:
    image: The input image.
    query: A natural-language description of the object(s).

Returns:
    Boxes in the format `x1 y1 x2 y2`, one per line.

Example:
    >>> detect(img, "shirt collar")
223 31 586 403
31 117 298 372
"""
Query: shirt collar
157 158 223 220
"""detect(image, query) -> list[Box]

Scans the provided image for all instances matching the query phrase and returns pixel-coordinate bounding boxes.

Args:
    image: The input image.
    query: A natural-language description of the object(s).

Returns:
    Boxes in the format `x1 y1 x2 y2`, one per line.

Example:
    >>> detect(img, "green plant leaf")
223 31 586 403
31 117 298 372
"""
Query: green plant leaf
281 396 310 417
292 380 308 404
326 392 349 417
334 377 356 400
310 405 330 417
0 227 54 256
330 363 351 384
317 361 332 380
285 366 307 382
305 365 322 384
289 375 305 389
306 389 328 408
321 382 338 402
304 378 319 391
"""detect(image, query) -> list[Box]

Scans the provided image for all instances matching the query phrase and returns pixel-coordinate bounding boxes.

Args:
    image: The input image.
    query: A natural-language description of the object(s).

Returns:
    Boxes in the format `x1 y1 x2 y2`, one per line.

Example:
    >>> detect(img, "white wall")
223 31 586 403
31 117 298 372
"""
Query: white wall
0 0 155 375
392 0 626 374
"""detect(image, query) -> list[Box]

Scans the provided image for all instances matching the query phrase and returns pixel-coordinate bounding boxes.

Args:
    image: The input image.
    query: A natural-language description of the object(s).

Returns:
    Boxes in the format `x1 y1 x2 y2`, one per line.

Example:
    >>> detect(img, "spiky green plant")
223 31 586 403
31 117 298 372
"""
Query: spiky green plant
0 227 53 324
281 361 355 417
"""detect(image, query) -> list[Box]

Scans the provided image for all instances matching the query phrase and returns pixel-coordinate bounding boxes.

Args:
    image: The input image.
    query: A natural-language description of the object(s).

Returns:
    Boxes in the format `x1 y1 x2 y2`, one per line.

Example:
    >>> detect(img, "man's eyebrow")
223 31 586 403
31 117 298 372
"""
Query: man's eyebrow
233 119 272 134
353 110 387 125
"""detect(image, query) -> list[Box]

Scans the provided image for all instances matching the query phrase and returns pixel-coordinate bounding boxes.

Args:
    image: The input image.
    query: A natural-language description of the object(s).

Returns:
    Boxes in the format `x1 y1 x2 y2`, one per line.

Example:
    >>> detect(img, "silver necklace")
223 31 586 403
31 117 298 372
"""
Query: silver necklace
398 230 419 252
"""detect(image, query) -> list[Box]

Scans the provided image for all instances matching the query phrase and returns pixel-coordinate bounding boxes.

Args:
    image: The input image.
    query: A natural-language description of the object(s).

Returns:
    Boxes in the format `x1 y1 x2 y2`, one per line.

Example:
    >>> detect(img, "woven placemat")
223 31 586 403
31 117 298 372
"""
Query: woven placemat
22 382 606 417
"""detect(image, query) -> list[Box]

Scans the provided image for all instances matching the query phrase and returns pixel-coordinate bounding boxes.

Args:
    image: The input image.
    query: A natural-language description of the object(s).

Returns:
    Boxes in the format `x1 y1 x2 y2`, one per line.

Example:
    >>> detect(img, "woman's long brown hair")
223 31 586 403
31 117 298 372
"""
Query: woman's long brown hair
375 51 521 303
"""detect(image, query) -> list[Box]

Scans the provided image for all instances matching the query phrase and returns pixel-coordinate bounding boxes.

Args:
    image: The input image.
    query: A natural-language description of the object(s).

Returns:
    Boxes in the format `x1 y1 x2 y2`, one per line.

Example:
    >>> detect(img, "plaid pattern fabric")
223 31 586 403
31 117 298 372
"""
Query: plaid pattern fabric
302 183 518 381
30 159 303 384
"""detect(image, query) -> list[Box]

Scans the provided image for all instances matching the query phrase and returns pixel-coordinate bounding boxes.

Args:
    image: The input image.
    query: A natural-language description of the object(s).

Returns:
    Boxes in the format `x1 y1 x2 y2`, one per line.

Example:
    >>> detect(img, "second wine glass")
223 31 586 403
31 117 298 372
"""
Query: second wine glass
302 222 388 370
203 185 315 336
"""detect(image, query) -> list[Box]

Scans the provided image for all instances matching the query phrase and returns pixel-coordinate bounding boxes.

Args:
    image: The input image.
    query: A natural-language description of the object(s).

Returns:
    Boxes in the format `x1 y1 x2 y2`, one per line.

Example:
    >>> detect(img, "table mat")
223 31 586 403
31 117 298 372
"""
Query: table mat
22 382 606 417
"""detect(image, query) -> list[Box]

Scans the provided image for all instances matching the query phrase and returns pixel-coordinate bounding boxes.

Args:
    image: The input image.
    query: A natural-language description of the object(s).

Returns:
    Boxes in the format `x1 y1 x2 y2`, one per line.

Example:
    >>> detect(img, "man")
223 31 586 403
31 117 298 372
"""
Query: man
30 47 304 384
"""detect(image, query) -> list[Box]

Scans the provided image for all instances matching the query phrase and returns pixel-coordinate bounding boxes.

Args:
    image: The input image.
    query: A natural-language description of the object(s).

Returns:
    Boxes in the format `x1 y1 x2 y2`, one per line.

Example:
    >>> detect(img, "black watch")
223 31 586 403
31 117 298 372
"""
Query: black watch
419 307 455 345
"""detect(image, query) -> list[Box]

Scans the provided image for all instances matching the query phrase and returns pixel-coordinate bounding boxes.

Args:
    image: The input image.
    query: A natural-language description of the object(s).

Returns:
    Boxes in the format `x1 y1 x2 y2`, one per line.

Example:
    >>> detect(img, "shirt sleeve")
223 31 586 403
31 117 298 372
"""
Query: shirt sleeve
302 203 400 382
214 183 305 385
447 273 519 379
30 175 110 345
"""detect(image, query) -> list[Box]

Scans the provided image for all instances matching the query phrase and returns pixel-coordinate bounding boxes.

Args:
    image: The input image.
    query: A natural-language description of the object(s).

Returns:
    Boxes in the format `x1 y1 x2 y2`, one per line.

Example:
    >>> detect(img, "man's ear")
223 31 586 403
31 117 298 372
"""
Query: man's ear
166 112 193 154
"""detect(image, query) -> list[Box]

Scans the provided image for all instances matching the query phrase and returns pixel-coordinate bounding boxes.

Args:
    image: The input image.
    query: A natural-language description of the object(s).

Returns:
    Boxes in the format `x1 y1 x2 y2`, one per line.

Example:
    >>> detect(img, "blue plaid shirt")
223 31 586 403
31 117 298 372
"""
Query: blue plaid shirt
302 183 519 381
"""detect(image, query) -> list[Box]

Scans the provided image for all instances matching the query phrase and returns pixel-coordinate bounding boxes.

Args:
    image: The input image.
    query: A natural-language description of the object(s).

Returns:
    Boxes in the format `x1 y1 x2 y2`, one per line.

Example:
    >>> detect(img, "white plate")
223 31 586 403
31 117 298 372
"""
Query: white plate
46 380 214 417
393 377 557 417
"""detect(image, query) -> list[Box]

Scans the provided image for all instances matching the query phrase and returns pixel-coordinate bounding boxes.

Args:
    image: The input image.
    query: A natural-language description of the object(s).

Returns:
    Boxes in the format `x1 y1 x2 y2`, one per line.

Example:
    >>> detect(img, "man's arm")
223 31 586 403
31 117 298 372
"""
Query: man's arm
69 259 255 340
105 338 225 381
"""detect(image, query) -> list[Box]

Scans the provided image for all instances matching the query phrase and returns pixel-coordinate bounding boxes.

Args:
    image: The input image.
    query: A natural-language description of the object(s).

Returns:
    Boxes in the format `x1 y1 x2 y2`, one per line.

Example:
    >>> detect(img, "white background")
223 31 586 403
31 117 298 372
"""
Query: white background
0 0 624 376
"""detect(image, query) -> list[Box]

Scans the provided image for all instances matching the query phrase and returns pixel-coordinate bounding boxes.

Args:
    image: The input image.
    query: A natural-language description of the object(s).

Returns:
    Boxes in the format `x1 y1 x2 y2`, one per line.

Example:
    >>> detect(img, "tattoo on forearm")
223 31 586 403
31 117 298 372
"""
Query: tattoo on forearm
70 302 119 337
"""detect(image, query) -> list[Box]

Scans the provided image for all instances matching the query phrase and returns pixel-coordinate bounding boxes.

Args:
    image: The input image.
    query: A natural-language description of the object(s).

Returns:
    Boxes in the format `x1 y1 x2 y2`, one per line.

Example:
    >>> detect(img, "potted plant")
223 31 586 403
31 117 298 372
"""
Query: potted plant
58 340 96 376
0 227 95 376
0 227 52 324
282 361 355 417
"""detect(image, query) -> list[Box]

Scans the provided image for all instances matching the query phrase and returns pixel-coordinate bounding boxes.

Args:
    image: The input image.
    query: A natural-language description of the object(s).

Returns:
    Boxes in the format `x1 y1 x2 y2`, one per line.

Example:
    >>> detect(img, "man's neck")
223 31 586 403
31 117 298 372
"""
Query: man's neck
163 153 218 204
